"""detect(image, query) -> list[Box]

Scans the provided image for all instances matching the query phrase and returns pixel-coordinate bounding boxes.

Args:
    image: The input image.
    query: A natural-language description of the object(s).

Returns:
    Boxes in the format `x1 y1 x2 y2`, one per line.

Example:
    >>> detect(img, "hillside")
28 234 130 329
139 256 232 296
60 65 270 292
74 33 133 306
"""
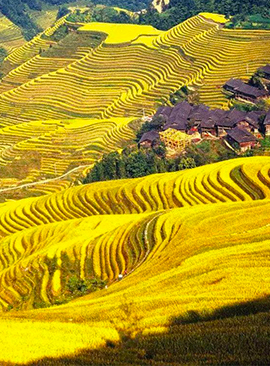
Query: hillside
3 14 270 123
1 14 270 199
0 11 270 365
0 157 269 364
0 13 26 54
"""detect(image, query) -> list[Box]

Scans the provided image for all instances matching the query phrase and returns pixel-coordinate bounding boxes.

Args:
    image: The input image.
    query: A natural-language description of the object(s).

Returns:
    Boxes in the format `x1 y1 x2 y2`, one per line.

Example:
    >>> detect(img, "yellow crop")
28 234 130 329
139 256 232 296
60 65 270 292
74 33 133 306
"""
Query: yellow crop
0 318 119 363
0 13 270 129
0 117 135 198
0 14 25 54
0 157 269 311
0 157 269 363
199 12 229 23
0 13 269 363
78 22 162 44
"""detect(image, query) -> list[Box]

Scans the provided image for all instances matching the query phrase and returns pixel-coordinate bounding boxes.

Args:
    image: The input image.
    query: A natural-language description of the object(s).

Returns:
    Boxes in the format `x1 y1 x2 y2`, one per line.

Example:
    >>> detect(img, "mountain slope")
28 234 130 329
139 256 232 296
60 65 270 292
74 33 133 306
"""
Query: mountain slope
1 14 270 126
0 156 269 311
0 157 269 364
1 15 270 199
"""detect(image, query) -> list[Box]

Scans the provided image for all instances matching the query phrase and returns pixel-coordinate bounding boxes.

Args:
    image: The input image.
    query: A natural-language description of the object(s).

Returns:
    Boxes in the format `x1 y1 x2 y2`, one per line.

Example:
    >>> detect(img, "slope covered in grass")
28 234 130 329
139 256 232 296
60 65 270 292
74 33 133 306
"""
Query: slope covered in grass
0 157 269 364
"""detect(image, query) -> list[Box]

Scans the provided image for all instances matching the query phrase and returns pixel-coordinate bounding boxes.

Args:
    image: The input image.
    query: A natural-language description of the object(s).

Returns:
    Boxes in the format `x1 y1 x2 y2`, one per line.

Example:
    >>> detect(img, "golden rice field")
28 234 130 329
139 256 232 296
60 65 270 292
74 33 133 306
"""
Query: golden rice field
0 116 135 199
0 157 269 365
0 14 26 54
1 13 270 128
0 15 270 364
1 13 270 199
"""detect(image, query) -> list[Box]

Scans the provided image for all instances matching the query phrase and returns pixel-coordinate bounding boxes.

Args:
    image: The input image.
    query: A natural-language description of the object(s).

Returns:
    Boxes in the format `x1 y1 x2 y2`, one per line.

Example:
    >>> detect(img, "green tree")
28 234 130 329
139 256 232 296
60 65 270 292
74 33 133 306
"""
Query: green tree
178 157 196 170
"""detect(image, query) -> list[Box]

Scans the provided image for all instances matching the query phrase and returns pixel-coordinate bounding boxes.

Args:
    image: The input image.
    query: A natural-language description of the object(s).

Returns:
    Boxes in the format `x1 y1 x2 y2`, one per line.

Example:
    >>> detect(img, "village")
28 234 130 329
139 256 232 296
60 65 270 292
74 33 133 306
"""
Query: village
139 65 270 154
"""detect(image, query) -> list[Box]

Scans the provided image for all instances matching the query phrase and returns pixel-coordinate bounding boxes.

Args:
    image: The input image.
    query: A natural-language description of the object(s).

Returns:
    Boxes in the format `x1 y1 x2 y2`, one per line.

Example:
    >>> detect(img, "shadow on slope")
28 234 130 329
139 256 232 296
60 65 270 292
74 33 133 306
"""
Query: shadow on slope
5 296 270 366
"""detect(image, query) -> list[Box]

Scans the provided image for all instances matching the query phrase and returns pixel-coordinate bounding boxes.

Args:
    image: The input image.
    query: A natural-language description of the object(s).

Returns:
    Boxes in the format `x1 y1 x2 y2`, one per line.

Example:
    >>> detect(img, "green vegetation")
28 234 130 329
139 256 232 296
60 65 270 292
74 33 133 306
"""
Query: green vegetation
66 276 106 297
226 13 270 29
67 7 133 24
56 6 70 20
82 141 234 184
136 115 165 141
83 149 167 182
140 0 270 30
91 0 149 12
185 140 237 166
43 24 69 41
0 0 42 40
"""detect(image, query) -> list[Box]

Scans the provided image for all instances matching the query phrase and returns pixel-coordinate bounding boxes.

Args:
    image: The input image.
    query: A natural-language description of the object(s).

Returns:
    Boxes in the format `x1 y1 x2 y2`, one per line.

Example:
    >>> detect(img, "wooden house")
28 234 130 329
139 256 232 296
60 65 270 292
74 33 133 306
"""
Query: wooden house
259 64 270 80
264 109 270 136
226 127 258 152
159 128 192 151
138 131 160 148
223 78 267 103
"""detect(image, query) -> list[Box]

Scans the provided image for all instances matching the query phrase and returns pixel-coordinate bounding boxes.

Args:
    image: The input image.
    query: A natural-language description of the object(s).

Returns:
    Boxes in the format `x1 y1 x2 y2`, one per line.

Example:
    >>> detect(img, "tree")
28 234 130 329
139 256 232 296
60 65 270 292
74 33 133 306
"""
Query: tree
56 6 70 20
178 157 196 170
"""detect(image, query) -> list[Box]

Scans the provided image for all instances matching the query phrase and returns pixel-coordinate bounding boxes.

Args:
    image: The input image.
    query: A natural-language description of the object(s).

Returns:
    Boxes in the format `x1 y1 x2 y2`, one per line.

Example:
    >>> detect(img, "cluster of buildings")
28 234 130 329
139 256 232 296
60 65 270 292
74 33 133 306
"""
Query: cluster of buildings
139 100 270 152
139 67 270 153
223 64 270 104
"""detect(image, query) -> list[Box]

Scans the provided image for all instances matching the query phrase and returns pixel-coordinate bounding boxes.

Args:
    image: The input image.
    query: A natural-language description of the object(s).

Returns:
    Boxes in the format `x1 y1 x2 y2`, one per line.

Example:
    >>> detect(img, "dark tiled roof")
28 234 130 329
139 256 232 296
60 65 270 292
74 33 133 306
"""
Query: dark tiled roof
242 111 264 128
224 78 244 89
224 78 267 98
164 119 187 131
227 127 257 144
260 64 270 75
188 104 209 120
139 130 160 143
216 109 246 128
155 106 173 119
169 101 193 123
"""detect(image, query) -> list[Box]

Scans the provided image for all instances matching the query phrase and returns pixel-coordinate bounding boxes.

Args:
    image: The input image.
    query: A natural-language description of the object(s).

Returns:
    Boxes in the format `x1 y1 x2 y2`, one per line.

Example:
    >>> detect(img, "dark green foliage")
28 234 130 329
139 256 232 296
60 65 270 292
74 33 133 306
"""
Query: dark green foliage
56 6 70 20
0 47 7 79
0 0 73 41
178 157 196 170
83 135 240 184
66 275 106 297
227 13 270 29
92 7 133 23
0 0 43 40
83 145 199 184
91 0 150 12
185 140 237 166
84 149 168 182
233 100 268 112
43 24 68 41
169 86 189 105
136 115 165 141
140 0 270 31
67 7 133 24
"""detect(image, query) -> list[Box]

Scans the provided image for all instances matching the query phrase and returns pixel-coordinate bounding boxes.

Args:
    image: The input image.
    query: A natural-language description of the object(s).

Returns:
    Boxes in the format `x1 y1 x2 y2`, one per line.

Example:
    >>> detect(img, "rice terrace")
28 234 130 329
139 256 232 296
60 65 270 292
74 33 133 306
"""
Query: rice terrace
0 0 270 364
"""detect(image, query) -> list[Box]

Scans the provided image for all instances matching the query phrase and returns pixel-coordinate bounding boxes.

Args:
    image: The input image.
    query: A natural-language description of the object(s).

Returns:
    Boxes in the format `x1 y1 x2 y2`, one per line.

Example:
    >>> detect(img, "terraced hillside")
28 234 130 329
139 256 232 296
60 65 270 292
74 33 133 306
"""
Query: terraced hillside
0 13 26 54
0 117 135 200
1 14 270 199
0 14 270 128
0 156 269 308
0 157 269 365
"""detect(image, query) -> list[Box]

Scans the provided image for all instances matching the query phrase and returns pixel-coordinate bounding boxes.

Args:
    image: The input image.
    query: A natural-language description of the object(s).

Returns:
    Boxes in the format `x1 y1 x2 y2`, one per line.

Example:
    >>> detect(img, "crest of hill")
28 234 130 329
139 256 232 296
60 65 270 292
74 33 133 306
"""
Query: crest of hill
78 22 163 44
